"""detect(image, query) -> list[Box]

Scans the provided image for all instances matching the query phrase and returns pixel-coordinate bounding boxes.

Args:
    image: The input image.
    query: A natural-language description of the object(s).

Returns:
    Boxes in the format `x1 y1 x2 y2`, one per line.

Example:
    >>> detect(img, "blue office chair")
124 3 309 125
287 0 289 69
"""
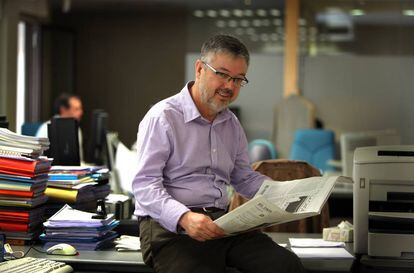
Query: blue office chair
289 129 335 173
248 139 277 163
21 122 43 136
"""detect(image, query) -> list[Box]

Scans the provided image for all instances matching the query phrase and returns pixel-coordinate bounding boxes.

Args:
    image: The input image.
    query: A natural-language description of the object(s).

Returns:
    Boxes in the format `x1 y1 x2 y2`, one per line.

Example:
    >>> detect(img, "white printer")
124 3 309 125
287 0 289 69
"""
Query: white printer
353 145 414 258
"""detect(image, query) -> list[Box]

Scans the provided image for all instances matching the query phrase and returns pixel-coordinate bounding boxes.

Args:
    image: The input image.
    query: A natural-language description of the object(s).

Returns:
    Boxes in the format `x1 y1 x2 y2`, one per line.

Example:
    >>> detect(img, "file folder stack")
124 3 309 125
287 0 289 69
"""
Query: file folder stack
0 128 49 158
0 129 51 242
44 166 111 216
41 204 119 250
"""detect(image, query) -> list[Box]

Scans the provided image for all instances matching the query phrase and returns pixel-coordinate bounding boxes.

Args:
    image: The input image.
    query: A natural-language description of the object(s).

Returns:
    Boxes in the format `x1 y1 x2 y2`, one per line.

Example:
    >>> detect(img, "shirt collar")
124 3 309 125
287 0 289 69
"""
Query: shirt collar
180 82 201 123
180 81 234 124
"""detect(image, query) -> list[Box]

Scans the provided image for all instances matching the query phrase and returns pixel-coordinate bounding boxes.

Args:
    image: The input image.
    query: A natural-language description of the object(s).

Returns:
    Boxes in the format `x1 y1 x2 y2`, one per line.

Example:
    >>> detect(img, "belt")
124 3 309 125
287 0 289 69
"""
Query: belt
190 207 225 213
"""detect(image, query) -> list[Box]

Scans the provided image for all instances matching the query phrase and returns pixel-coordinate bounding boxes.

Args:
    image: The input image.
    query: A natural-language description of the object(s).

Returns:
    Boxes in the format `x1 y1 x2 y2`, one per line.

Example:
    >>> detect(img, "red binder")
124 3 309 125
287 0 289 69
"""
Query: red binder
0 156 51 176
0 189 35 197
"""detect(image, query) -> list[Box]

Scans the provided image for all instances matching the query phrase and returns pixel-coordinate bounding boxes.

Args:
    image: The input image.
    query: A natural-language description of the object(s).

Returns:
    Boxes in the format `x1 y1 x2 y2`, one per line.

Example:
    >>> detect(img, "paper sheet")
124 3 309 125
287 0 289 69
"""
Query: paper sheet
291 247 354 259
289 238 345 248
115 141 138 193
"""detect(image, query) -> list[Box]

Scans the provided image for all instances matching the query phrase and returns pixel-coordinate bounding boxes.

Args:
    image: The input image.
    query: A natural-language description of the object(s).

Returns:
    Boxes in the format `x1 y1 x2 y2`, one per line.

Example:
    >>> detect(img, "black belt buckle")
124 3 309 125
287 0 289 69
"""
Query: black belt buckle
202 207 223 213
202 207 215 213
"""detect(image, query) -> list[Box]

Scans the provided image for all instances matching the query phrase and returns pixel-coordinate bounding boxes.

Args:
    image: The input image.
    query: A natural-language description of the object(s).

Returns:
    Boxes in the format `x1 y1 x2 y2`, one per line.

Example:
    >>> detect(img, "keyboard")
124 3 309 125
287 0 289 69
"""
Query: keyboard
0 257 73 273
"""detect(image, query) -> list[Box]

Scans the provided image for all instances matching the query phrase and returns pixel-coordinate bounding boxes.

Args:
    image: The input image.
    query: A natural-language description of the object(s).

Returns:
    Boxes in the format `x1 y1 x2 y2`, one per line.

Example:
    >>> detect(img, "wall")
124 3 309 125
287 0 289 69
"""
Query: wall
186 53 413 146
303 56 408 142
50 10 187 147
186 53 283 140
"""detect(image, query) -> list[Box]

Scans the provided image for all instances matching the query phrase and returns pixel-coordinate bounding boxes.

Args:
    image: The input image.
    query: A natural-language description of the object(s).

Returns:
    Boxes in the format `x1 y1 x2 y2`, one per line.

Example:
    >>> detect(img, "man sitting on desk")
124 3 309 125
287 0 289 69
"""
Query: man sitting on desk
36 93 84 161
132 34 304 273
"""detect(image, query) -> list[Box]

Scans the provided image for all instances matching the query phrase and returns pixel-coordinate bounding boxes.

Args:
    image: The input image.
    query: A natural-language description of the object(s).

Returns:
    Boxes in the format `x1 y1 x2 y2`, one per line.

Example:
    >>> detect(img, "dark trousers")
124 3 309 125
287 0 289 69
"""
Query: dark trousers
139 217 306 273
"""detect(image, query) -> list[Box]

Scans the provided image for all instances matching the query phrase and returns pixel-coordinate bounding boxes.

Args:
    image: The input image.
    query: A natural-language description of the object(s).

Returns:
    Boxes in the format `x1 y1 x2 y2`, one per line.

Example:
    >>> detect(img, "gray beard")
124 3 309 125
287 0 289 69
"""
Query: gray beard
200 89 229 114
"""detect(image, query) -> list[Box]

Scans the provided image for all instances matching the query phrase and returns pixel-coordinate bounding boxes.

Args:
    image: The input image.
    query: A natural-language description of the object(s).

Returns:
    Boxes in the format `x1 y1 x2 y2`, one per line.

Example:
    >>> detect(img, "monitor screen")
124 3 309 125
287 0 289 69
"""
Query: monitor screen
340 129 400 177
0 233 4 262
0 116 8 129
87 109 109 166
47 117 80 166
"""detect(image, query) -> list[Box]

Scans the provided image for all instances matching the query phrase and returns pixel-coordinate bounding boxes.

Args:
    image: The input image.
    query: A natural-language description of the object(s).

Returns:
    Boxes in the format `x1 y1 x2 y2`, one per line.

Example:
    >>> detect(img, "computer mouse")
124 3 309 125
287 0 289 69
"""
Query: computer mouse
46 243 78 256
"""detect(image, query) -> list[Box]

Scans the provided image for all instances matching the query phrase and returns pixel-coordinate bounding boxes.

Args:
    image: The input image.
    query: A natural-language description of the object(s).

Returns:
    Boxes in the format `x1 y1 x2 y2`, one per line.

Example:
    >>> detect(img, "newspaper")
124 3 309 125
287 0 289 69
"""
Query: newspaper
215 176 346 234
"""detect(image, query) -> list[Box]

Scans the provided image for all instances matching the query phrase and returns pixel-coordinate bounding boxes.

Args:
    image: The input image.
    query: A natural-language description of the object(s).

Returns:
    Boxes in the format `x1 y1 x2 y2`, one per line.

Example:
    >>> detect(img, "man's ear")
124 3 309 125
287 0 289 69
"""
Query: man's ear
195 60 203 80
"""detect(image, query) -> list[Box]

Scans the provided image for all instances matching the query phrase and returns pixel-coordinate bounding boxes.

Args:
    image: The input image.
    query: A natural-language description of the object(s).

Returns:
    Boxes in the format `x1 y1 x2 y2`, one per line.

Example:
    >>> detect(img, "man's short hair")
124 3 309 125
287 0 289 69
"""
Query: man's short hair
200 34 250 65
53 93 80 115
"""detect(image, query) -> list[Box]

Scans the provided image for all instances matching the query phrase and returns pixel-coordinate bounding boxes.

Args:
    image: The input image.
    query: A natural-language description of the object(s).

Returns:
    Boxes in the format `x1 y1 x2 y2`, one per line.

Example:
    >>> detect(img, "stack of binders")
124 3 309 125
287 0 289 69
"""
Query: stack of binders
44 166 111 216
41 204 119 250
0 128 51 242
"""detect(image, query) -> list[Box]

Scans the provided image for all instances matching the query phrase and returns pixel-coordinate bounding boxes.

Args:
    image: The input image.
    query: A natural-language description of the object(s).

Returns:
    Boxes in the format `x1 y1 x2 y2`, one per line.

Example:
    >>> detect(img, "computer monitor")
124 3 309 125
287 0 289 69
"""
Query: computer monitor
0 116 8 129
0 233 4 262
87 109 109 166
340 129 401 177
47 117 81 166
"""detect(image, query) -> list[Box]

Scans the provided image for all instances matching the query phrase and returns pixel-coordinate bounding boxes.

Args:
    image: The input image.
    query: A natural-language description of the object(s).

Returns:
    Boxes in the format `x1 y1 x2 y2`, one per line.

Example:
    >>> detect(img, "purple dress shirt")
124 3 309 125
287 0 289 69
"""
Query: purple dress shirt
132 82 267 232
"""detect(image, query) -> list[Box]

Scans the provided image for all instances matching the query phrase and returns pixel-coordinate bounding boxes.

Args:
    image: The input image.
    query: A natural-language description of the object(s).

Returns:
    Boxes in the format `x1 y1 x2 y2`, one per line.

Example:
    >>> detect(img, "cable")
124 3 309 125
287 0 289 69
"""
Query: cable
22 243 47 258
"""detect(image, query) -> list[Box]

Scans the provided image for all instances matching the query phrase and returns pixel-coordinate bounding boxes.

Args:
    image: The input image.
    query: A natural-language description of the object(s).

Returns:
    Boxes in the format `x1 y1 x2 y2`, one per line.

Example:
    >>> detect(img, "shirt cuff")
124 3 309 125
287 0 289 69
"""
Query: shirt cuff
160 202 190 233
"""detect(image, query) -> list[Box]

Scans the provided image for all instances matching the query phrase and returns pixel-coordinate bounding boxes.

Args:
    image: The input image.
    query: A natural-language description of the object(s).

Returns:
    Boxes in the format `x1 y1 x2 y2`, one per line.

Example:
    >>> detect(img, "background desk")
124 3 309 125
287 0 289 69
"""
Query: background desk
17 232 354 273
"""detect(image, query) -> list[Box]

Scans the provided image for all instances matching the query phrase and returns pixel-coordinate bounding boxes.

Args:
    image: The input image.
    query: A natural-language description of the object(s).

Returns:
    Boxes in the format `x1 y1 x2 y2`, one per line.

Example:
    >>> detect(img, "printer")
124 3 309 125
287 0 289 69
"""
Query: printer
353 145 414 258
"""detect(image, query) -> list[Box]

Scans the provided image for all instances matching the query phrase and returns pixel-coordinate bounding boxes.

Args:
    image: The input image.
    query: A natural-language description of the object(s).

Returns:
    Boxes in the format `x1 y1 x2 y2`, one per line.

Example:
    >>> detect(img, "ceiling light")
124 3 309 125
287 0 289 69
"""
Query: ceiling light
207 10 218 17
216 20 226 28
261 19 270 27
250 35 259 42
244 9 253 17
260 33 269 42
403 10 414 16
233 9 243 17
273 19 283 26
62 0 71 13
219 9 230 17
193 10 204 18
235 28 244 35
228 20 238 27
252 19 262 27
270 9 280 17
270 34 278 41
246 28 255 35
256 9 267 17
240 19 250 27
350 9 365 16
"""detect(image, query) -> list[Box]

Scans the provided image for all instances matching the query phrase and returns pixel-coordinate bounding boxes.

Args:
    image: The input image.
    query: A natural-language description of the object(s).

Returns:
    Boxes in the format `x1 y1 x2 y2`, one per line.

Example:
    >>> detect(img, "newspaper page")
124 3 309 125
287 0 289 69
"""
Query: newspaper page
215 176 345 234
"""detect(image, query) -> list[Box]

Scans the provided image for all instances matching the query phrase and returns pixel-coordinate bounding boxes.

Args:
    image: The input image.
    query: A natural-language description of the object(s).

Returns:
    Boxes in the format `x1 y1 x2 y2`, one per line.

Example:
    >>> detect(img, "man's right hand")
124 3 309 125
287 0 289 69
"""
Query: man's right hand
178 211 226 242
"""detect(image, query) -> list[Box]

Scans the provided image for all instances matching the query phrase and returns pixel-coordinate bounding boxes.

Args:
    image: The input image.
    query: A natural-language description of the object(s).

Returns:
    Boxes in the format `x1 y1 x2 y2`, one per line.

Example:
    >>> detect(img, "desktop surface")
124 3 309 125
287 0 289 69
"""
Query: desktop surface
15 232 355 273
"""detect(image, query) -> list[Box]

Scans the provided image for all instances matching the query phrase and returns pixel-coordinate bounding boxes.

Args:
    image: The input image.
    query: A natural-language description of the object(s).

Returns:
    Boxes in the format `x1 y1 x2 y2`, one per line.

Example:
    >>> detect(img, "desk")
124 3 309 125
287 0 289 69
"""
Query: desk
16 233 355 273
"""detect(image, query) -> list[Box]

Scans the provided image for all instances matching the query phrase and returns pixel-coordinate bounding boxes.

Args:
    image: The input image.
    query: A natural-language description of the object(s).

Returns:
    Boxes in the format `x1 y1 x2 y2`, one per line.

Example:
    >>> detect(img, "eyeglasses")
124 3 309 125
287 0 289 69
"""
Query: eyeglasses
202 61 249 87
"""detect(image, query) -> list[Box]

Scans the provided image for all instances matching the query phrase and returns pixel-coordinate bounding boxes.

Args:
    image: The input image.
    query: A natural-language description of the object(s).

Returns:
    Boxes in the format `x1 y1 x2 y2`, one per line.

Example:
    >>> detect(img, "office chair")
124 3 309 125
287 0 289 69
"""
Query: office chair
229 159 330 233
248 139 277 163
21 122 43 136
289 129 336 173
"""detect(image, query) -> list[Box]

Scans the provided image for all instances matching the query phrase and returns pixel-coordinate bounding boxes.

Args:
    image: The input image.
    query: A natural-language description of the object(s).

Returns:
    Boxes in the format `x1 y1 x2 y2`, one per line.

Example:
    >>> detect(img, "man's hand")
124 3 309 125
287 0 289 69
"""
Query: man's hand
178 211 226 242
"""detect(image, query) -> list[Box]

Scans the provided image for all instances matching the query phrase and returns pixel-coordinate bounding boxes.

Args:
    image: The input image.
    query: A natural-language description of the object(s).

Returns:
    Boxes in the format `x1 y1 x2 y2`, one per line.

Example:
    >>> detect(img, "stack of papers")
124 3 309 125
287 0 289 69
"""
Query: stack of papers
0 128 49 158
40 204 119 250
289 238 353 259
0 129 51 242
44 166 111 217
114 235 141 252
